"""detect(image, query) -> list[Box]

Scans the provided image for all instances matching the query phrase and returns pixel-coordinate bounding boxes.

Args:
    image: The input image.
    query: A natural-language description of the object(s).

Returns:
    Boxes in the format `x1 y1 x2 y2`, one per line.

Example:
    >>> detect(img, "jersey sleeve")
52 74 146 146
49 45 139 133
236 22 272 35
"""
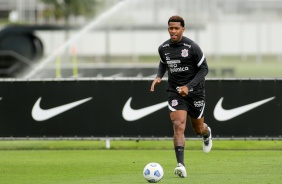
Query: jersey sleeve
156 46 167 78
156 61 167 78
186 43 208 91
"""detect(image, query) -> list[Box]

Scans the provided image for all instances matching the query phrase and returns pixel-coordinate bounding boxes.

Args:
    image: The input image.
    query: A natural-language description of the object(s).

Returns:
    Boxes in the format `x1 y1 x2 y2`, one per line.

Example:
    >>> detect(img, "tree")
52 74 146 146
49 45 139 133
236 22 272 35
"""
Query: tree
40 0 101 25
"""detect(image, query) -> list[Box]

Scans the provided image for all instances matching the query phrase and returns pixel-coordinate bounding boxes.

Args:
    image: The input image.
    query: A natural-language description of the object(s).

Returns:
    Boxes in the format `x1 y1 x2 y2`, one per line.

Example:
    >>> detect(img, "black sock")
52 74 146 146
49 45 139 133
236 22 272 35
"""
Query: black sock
174 146 185 166
203 126 210 138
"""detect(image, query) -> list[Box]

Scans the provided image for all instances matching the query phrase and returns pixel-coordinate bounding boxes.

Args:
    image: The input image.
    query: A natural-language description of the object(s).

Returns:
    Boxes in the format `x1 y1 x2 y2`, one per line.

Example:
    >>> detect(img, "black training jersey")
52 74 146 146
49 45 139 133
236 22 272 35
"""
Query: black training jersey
157 36 208 92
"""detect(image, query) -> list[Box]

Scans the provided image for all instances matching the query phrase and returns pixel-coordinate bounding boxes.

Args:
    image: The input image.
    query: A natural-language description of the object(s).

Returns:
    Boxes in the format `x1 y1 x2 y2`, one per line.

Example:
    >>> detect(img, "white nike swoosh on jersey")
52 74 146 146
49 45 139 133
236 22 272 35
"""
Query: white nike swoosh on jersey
122 97 167 121
214 96 275 121
32 97 92 121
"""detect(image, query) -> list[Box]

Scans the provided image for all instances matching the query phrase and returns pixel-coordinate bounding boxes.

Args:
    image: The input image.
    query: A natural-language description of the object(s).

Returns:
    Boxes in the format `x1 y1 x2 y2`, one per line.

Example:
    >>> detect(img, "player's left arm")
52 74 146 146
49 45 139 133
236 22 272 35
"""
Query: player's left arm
186 43 208 91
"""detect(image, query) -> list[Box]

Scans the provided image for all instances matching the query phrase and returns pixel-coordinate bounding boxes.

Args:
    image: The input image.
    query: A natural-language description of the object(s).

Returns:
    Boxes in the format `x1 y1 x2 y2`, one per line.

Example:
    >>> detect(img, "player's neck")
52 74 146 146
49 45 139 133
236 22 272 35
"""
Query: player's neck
170 36 183 43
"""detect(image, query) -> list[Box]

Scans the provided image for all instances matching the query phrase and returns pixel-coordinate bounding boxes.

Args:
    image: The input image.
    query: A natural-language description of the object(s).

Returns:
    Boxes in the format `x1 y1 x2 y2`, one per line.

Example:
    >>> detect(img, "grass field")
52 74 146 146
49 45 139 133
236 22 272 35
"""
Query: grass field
0 140 281 184
103 55 282 78
70 54 282 78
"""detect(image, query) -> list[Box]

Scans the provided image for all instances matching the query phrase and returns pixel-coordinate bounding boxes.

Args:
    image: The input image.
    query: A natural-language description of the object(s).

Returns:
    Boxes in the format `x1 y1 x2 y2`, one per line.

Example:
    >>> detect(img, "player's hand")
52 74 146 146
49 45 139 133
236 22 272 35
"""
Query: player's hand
177 86 189 96
150 77 161 92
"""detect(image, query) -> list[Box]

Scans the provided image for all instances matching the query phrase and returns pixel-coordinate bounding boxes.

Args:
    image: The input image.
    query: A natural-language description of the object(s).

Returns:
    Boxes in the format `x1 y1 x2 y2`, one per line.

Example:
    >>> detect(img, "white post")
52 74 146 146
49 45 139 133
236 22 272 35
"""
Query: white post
105 139 111 149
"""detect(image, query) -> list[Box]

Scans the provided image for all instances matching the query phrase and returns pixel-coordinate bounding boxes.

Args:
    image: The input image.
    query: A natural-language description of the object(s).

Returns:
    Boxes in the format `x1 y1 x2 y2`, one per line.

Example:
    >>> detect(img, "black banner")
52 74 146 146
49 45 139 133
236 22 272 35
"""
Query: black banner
0 79 281 137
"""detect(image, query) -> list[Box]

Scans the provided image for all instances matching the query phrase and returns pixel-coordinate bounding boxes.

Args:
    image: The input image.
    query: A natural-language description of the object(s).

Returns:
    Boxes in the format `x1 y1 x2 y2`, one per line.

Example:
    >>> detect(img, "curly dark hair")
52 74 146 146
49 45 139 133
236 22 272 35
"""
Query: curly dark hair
168 15 185 27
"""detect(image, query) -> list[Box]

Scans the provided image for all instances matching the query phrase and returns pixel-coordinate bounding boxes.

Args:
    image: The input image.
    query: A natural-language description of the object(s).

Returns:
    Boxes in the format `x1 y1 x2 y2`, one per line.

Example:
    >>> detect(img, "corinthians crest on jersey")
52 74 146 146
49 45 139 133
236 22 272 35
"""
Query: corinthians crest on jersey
181 49 189 57
171 99 178 107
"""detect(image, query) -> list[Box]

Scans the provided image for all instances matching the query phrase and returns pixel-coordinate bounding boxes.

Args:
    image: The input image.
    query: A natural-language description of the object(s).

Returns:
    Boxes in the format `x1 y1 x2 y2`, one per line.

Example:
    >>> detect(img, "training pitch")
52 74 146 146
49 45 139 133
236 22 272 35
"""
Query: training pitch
0 140 281 184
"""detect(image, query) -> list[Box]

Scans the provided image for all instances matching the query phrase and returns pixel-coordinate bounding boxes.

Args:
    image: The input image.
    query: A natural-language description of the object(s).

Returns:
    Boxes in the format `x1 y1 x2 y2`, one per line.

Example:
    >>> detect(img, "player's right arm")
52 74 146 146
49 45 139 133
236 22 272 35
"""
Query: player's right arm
151 45 168 92
150 77 162 92
150 60 167 92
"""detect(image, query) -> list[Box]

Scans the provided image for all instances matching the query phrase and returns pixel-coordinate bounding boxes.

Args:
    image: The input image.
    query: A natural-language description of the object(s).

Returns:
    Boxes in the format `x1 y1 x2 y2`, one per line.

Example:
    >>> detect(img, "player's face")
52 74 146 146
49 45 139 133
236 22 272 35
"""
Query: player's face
168 22 184 43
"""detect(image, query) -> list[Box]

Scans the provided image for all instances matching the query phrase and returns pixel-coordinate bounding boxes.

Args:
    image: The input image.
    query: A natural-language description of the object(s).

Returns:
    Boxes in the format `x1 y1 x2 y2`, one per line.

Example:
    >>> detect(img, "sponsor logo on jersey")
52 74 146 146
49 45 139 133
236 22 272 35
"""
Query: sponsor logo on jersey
162 43 170 48
184 43 191 48
194 100 204 107
170 67 189 73
167 60 181 64
167 60 189 73
181 49 189 57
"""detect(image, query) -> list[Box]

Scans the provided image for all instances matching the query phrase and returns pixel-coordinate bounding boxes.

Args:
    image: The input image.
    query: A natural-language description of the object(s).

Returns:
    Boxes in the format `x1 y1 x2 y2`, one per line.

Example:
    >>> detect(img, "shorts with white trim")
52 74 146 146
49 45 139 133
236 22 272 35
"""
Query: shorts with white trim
168 91 205 119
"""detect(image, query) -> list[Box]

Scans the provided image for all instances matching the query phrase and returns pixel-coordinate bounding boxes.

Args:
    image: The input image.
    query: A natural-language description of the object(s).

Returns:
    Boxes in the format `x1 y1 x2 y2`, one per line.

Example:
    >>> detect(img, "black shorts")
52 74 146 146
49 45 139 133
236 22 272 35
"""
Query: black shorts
167 91 205 119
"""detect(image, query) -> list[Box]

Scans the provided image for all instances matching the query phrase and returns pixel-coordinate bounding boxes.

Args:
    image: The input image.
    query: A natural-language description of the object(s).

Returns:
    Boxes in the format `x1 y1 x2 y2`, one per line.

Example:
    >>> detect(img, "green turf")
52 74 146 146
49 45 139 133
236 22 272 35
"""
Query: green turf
0 149 281 184
112 55 282 78
77 54 282 78
0 140 282 183
0 140 281 150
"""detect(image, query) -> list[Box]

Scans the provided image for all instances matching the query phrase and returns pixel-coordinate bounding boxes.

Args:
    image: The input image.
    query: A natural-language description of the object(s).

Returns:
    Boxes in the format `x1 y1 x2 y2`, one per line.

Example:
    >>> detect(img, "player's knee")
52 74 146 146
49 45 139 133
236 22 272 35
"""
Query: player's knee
173 120 185 133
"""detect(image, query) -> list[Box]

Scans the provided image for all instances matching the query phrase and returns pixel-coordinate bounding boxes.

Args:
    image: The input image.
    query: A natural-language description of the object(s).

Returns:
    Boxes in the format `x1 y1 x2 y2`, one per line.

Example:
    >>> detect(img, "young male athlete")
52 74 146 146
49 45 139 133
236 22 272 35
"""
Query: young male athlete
150 15 212 178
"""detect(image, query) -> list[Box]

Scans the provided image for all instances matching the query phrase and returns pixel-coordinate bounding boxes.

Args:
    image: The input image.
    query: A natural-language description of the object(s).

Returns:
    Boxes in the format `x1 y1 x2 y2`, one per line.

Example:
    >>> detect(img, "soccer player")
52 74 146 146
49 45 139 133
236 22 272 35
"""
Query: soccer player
150 15 212 178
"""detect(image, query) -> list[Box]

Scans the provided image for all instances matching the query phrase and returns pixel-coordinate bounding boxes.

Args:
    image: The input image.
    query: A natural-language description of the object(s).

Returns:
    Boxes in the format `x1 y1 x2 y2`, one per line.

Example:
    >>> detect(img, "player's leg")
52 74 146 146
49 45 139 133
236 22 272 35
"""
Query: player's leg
190 116 212 153
168 91 188 177
170 110 188 178
170 110 186 164
190 116 208 135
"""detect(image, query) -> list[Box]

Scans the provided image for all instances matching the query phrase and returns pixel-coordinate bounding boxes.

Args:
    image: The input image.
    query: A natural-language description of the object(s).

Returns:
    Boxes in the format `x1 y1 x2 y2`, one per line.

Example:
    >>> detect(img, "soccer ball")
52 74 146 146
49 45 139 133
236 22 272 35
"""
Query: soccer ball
143 162 164 183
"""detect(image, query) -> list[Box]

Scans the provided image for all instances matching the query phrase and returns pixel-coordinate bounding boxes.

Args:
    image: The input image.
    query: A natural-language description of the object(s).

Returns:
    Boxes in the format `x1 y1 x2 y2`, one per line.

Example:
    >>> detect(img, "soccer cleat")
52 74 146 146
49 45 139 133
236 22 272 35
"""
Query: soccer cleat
202 127 212 153
174 163 187 178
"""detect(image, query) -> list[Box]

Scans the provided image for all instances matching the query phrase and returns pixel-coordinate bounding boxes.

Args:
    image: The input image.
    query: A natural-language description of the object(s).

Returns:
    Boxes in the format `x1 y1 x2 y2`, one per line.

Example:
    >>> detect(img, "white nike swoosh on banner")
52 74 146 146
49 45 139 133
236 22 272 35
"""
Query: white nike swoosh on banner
214 96 275 121
122 97 167 121
32 97 92 121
